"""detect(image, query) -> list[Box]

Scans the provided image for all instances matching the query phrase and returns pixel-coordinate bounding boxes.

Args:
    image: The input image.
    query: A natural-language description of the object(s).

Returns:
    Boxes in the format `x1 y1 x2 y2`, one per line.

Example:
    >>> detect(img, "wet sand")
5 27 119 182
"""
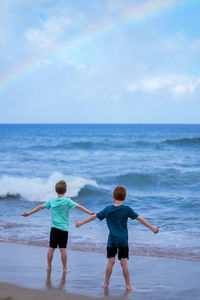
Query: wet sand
0 282 113 300
0 242 200 300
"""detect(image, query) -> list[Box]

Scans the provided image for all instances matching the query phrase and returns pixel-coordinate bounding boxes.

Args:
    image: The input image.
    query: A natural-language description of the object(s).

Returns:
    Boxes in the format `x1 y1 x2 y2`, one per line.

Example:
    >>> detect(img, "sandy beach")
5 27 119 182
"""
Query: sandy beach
0 282 110 300
0 242 200 300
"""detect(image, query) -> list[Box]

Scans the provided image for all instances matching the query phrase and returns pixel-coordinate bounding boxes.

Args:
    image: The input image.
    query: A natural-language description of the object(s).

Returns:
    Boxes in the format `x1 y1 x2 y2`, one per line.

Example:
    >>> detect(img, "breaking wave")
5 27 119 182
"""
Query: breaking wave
0 172 98 202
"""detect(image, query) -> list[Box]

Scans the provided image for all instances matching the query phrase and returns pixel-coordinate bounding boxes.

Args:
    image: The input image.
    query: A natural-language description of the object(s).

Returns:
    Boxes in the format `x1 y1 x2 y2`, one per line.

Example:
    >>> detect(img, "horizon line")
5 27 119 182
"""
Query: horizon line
0 123 200 125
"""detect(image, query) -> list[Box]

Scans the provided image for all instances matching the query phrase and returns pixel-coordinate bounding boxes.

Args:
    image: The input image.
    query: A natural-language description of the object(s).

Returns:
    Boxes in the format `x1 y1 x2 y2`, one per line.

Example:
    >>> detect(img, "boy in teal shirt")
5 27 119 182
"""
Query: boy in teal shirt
22 180 94 272
76 186 159 290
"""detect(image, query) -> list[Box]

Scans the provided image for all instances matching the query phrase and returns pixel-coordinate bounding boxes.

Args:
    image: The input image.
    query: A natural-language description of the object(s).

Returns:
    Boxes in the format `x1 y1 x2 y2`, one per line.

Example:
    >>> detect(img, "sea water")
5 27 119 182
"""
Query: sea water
0 124 199 260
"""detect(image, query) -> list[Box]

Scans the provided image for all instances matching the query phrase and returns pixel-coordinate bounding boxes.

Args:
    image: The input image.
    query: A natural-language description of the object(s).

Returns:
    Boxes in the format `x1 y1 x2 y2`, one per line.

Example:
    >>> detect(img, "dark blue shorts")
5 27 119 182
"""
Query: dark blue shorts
107 246 129 260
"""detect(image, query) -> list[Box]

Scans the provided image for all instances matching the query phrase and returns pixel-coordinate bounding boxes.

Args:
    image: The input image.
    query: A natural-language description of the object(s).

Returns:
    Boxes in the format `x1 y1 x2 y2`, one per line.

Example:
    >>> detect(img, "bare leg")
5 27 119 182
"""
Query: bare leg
120 258 133 290
102 257 115 288
60 248 70 272
47 247 55 271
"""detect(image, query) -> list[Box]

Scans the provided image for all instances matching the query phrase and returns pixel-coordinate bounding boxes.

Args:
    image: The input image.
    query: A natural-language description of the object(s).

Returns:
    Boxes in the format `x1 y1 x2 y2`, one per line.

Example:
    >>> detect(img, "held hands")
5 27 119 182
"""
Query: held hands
75 220 83 228
75 214 96 228
152 226 160 234
90 212 96 215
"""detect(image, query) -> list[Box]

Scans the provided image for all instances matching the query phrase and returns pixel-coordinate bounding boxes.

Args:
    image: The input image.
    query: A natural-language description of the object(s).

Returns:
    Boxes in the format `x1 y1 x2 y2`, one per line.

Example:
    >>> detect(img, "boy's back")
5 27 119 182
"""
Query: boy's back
97 204 138 247
44 197 77 231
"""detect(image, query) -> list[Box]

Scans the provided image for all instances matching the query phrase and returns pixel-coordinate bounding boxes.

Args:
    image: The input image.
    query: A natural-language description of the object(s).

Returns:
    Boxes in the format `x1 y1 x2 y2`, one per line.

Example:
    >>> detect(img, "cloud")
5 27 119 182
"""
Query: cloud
127 74 200 97
161 32 200 65
24 16 72 51
42 55 85 70
23 1 193 52
107 0 190 19
1 0 199 97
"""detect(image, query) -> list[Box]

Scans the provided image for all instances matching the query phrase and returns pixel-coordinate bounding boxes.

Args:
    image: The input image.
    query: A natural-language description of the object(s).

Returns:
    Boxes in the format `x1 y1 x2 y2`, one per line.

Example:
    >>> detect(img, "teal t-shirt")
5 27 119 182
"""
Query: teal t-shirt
44 197 77 231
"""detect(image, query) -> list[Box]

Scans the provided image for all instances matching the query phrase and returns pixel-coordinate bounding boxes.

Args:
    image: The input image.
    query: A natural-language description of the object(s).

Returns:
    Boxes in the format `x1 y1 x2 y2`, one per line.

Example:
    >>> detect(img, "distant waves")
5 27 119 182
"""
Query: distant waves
5 137 200 152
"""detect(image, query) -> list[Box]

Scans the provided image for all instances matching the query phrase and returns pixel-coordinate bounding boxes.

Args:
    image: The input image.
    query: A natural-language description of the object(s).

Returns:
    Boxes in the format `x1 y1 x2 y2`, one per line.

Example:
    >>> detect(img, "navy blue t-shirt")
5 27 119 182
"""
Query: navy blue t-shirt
96 205 139 247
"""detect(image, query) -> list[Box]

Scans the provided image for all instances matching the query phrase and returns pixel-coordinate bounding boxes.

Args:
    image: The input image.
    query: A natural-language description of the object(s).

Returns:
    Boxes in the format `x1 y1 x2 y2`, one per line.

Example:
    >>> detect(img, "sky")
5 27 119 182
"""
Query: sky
0 0 200 123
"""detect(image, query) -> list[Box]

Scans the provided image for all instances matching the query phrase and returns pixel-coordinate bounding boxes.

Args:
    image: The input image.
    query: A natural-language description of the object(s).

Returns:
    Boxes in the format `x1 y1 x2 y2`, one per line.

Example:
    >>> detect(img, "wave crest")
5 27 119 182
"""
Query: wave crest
115 168 200 188
0 173 97 202
164 137 200 147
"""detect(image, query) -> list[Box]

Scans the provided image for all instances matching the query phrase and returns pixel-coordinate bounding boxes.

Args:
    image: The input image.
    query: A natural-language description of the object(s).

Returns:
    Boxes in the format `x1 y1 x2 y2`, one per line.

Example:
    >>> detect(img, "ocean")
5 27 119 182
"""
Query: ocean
0 124 200 261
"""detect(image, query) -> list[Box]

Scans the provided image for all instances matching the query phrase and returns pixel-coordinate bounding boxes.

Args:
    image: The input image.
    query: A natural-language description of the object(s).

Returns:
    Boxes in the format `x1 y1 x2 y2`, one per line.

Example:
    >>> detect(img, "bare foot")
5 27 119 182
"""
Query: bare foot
63 268 70 273
101 283 109 288
126 285 133 290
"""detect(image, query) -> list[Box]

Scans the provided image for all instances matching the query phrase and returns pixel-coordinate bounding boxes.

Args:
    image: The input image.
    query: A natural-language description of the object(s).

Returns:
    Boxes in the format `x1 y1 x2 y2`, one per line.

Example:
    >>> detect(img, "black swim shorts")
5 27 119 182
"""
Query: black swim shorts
49 227 68 248
107 246 129 260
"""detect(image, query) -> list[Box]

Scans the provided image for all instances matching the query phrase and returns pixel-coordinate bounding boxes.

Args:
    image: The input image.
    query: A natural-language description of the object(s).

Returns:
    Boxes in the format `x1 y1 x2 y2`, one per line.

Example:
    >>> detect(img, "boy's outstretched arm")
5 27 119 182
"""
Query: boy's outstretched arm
75 214 97 227
21 205 45 217
136 216 160 234
75 204 95 215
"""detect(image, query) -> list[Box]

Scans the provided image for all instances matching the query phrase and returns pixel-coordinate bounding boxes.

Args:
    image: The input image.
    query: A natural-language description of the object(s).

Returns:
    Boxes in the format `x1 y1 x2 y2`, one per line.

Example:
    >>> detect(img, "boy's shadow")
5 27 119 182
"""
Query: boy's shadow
46 271 67 290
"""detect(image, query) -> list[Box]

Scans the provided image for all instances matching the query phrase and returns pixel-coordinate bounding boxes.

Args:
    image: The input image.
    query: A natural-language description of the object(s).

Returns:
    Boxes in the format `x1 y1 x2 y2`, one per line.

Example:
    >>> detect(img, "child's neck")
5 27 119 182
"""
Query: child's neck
57 193 65 198
113 199 124 206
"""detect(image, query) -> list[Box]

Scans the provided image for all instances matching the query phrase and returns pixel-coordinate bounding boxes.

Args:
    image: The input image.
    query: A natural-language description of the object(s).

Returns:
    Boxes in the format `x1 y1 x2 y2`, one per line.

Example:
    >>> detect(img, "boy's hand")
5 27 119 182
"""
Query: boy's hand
75 220 82 228
21 212 30 217
152 226 160 234
90 212 95 215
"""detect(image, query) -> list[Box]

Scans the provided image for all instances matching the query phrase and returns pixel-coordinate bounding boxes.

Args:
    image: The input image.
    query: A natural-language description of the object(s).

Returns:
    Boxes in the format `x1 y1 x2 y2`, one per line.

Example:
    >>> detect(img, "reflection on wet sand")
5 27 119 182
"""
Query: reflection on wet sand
103 285 134 298
46 271 67 290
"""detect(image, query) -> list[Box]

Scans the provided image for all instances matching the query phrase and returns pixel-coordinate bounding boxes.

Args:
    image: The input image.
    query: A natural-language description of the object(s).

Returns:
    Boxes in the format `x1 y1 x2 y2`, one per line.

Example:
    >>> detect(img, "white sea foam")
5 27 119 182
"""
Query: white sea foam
0 172 97 202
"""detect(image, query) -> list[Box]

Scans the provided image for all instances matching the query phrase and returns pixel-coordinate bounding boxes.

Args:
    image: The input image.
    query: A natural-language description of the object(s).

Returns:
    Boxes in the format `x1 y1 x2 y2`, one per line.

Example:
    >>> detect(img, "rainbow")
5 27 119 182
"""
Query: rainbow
0 0 197 93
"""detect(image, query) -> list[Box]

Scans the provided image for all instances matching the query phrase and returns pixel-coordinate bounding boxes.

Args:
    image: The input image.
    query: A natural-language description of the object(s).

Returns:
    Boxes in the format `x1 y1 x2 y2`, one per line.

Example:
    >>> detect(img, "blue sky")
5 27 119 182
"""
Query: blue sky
0 0 200 123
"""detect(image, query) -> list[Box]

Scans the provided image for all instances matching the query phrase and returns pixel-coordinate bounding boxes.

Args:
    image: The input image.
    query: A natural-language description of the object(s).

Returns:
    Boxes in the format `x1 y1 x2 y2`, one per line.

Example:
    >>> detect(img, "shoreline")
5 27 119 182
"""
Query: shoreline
0 238 200 262
0 242 200 300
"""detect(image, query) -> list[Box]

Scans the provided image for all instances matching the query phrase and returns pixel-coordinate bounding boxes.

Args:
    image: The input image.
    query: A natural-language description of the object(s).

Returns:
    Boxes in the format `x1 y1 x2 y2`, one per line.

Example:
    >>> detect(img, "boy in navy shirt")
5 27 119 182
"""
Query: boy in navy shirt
75 186 159 290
